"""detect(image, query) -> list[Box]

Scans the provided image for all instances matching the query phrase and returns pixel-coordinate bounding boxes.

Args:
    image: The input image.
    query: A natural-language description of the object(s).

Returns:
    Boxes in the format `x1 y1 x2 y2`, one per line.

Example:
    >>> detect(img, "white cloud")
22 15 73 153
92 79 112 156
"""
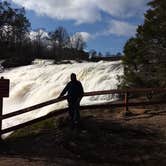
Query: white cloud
70 32 91 47
108 20 137 37
95 0 149 18
93 20 137 37
11 0 101 24
11 0 149 24
76 32 91 42
70 32 88 50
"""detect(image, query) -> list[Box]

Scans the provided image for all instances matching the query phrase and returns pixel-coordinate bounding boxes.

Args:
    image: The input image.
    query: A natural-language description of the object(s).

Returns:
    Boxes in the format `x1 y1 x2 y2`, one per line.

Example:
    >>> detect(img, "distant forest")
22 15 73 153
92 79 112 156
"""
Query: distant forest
0 1 121 68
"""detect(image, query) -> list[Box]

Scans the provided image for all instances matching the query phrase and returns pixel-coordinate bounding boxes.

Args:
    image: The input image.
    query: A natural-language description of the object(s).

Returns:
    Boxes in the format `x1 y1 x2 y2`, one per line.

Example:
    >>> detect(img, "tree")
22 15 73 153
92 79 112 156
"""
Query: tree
0 1 30 58
105 52 111 57
12 8 30 44
89 49 97 59
98 52 103 57
116 52 122 56
49 26 70 48
0 1 90 67
121 0 166 88
0 2 30 44
70 33 86 51
31 29 48 58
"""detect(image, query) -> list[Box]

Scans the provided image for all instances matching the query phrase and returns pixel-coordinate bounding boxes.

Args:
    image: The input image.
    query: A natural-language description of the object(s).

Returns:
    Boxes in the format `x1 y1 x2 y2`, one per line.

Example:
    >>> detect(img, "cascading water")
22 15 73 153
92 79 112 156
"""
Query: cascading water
0 59 123 138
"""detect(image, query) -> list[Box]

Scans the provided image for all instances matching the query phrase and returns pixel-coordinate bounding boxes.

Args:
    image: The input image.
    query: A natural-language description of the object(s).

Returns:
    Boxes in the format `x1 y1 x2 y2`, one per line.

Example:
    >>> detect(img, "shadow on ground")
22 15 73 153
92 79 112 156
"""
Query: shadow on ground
1 110 166 166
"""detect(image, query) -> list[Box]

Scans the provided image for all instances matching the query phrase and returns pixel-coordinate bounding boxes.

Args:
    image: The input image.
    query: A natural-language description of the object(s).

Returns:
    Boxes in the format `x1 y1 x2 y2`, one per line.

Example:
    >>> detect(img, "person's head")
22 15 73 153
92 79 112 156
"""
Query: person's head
70 73 77 81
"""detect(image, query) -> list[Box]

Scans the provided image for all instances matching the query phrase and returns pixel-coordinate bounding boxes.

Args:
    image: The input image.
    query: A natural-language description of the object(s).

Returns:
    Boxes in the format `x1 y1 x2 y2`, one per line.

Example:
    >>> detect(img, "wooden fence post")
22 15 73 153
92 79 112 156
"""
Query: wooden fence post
124 92 129 115
0 97 3 140
0 77 10 140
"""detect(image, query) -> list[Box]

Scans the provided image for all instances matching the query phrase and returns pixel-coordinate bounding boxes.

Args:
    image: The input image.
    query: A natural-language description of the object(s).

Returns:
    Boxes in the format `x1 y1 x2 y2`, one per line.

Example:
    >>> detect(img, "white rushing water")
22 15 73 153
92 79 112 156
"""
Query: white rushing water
0 59 123 137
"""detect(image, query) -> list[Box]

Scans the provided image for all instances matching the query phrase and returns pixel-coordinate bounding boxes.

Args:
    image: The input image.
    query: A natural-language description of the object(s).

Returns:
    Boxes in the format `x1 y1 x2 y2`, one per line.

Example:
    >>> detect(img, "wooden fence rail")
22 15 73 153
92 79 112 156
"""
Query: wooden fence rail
0 88 166 138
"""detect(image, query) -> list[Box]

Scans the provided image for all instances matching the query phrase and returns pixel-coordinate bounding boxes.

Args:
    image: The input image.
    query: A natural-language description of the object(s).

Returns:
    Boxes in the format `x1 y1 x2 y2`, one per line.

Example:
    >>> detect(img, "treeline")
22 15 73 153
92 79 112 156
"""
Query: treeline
0 1 32 67
0 1 122 69
26 27 89 62
119 0 166 88
0 1 90 68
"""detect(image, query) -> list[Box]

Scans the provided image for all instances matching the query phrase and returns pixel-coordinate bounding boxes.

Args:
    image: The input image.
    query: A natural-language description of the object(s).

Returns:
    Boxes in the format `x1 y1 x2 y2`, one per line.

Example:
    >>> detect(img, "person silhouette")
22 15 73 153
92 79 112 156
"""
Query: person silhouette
59 73 84 127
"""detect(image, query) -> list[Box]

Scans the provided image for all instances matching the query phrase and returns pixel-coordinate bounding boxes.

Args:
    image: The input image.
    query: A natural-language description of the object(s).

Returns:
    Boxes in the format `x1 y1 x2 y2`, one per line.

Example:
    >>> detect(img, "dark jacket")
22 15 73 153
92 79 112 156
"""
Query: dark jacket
60 80 84 102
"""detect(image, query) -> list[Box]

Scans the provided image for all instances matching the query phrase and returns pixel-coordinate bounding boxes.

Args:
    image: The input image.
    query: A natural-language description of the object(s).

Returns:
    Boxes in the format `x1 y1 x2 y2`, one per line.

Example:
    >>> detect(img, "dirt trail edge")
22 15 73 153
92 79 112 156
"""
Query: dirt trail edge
1 107 166 166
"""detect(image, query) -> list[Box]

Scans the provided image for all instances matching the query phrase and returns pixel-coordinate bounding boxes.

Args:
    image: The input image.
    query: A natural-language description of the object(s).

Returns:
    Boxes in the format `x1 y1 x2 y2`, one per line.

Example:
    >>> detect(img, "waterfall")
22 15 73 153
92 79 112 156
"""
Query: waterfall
0 59 123 137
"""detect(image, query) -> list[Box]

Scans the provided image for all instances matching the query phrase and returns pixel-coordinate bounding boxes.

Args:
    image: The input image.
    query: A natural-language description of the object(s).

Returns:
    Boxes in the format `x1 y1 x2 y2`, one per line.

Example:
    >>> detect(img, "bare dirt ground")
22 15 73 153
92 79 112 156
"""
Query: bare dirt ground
1 106 166 166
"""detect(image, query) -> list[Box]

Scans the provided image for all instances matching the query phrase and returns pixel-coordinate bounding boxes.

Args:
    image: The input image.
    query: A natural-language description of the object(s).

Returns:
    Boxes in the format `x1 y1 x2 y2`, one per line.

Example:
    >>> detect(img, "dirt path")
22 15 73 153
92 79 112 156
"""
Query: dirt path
1 107 166 166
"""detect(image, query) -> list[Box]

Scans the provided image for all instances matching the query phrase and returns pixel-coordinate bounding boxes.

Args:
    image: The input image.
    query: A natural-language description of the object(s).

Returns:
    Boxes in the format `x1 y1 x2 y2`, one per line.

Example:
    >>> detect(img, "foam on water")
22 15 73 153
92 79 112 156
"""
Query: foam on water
0 59 123 137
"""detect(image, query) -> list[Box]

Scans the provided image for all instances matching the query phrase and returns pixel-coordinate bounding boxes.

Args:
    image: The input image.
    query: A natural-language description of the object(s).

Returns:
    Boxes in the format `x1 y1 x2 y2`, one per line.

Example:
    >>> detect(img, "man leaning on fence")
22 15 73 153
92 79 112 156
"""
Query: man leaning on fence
59 73 84 127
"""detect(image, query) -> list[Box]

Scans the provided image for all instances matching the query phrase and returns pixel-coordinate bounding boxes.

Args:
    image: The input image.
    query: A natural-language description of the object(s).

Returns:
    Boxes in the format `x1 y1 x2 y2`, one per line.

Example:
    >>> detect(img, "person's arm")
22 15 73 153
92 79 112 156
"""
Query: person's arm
80 82 84 96
80 82 84 97
59 83 70 97
78 81 84 99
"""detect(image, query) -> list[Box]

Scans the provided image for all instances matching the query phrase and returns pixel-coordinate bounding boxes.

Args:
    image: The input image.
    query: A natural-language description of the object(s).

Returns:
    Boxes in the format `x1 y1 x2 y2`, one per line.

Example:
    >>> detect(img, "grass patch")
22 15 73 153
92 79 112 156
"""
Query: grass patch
7 117 57 140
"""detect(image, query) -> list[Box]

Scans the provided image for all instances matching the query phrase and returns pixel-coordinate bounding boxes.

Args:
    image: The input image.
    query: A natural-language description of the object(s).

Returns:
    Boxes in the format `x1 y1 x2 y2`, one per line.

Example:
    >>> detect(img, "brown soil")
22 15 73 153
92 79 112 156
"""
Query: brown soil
1 106 166 166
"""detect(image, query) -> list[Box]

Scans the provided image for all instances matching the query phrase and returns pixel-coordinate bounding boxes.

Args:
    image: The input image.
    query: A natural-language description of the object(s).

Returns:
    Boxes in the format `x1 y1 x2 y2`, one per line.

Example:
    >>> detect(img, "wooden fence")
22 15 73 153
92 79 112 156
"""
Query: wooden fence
0 88 166 138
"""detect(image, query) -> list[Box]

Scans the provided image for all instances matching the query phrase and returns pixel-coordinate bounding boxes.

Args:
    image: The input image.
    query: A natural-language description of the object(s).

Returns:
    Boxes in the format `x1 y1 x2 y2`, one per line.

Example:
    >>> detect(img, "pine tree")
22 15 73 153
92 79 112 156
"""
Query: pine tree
0 1 30 58
122 0 166 88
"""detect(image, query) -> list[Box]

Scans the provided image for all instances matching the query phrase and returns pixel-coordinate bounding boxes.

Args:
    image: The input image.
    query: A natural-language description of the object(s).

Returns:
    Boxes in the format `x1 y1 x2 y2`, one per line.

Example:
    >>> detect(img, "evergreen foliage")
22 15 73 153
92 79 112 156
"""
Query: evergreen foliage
121 0 166 88
0 1 31 59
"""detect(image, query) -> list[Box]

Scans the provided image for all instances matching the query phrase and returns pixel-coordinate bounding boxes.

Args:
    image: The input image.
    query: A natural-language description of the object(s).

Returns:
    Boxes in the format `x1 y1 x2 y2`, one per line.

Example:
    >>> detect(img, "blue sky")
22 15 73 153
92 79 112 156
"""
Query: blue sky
8 0 150 54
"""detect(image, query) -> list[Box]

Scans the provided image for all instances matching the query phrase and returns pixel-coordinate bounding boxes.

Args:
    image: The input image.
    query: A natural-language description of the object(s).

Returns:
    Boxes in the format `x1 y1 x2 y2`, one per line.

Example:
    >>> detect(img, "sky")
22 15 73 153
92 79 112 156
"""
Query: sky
7 0 150 54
